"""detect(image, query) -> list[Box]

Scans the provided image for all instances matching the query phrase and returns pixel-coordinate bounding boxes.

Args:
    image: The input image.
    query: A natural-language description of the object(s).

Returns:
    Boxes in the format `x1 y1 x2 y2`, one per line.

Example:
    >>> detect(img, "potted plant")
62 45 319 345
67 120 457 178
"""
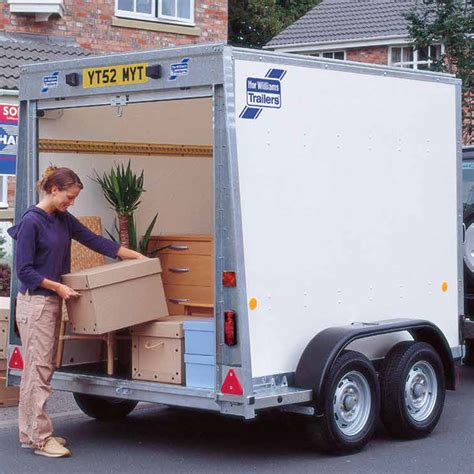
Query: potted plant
92 160 158 253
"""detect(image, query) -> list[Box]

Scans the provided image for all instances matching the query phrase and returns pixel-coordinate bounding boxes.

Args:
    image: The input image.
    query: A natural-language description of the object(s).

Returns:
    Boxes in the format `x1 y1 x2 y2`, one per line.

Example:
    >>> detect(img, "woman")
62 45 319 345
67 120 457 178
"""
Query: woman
8 166 144 458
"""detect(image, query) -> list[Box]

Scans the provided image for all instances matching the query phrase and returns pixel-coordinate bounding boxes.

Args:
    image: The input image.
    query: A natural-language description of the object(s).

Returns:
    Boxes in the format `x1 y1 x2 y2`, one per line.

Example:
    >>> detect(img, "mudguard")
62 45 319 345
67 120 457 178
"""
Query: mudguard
295 318 456 407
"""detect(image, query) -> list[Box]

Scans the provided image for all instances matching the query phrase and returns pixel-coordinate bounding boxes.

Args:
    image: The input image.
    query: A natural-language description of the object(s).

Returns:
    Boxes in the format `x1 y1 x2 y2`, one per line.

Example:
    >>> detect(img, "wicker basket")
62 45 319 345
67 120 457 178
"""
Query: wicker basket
71 216 107 272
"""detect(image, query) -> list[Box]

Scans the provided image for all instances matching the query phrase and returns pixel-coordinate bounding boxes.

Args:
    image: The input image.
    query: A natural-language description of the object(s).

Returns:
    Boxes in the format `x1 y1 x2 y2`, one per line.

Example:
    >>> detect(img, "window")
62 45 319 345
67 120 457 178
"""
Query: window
0 176 8 209
116 0 194 25
311 51 346 60
463 160 474 209
389 45 443 70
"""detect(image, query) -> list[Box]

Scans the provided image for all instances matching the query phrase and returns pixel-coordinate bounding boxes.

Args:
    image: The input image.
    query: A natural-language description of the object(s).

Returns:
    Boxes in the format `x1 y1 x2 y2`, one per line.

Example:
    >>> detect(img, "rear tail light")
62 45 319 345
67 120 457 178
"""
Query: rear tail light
224 310 237 346
223 271 236 287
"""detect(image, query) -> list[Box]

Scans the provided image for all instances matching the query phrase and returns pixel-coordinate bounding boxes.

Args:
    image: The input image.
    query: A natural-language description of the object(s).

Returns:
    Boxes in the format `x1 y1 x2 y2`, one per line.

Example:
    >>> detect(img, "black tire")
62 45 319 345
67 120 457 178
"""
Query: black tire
464 206 474 292
380 341 445 439
463 339 474 366
73 393 138 421
307 351 379 454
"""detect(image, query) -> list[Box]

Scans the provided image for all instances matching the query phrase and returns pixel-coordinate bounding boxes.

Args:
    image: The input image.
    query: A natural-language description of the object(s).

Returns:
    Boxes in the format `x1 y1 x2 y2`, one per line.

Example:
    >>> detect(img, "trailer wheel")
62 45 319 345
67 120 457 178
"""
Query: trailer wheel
380 341 445 439
73 393 138 421
307 350 379 454
464 207 474 291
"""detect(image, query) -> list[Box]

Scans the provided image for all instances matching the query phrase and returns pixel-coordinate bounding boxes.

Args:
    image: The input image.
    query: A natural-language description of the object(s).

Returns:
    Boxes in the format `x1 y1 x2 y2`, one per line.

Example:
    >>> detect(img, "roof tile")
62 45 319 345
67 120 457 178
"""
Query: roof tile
0 33 90 90
266 0 418 48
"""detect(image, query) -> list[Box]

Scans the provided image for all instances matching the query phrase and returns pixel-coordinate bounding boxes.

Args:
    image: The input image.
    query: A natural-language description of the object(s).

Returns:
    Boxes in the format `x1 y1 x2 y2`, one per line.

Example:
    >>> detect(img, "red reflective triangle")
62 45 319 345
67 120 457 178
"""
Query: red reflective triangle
221 369 243 395
8 346 23 370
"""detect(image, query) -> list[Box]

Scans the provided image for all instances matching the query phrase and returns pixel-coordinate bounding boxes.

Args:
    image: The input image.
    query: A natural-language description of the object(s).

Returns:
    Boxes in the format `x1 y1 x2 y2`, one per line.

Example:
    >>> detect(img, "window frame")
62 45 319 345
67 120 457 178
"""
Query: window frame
388 44 445 70
310 51 346 60
115 0 157 21
158 0 195 25
115 0 195 26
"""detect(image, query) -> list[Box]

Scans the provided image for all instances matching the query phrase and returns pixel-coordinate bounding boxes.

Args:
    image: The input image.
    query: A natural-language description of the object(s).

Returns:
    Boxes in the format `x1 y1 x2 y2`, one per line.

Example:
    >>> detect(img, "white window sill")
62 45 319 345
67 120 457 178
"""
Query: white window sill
112 16 200 36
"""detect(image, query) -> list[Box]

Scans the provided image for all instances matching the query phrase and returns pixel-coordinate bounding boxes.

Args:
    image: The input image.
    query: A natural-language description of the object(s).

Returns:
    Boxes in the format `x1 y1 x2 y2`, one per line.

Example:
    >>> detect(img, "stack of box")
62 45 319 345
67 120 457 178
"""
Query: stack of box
0 297 19 407
0 297 9 371
62 259 168 334
0 371 19 407
183 319 215 389
130 315 209 384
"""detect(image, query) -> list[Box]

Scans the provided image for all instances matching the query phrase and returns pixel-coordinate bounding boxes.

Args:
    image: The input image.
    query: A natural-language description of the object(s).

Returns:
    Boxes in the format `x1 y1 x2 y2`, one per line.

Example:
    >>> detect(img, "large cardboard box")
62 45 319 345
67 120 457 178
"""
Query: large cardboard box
62 259 167 335
0 321 7 360
0 297 9 361
0 371 19 408
0 297 9 321
130 315 211 384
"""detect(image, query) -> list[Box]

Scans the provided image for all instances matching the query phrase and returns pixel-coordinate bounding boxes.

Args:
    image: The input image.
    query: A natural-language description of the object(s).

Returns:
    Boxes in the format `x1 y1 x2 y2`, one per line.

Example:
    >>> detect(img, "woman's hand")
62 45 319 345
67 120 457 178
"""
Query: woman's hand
55 284 81 300
117 247 148 260
41 278 81 300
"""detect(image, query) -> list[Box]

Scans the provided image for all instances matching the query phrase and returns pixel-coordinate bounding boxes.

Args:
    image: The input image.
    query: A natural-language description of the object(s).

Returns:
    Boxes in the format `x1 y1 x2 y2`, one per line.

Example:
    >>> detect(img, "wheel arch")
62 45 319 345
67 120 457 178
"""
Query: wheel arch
295 319 456 407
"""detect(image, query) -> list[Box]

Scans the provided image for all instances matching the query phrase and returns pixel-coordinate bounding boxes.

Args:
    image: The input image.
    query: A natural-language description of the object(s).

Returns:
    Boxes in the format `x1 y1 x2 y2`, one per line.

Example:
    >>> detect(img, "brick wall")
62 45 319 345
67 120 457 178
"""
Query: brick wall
346 46 388 65
0 0 227 52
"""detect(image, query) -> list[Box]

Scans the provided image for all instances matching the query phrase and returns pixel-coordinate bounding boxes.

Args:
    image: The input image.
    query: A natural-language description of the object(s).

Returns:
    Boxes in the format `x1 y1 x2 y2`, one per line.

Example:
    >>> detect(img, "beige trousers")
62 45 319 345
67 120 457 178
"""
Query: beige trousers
15 292 61 449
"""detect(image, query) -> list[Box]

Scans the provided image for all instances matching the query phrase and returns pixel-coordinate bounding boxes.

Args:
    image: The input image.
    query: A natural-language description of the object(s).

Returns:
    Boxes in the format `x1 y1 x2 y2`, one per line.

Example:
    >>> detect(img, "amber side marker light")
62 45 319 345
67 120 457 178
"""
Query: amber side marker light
223 271 237 287
224 310 237 346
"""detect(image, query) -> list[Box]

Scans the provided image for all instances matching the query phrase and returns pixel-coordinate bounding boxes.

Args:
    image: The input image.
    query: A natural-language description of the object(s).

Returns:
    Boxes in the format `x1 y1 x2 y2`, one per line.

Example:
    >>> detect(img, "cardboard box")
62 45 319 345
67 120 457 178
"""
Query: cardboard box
62 259 168 335
0 371 19 408
0 298 10 361
184 353 216 389
183 319 215 356
0 297 9 322
131 316 211 384
0 321 7 360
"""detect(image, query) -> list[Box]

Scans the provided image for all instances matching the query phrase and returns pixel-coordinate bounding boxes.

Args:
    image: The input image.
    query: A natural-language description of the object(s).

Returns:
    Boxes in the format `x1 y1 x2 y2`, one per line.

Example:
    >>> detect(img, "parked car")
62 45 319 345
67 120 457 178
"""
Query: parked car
462 145 474 364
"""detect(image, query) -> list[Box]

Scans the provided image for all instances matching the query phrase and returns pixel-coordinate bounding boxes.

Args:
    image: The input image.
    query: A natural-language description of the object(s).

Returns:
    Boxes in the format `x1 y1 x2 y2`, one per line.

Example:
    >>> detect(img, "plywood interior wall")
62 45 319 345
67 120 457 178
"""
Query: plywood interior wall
39 98 213 238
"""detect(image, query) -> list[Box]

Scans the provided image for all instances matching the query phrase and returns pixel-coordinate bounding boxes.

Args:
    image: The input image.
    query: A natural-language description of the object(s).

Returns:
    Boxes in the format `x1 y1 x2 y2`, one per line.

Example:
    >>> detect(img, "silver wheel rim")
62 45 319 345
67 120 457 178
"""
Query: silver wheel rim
404 360 438 422
464 224 474 272
333 370 372 437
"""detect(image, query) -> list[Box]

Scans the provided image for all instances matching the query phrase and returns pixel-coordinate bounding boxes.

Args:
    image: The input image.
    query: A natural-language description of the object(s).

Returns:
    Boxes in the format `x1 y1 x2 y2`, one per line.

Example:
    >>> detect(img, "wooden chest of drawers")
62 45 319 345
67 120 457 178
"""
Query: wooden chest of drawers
148 235 213 315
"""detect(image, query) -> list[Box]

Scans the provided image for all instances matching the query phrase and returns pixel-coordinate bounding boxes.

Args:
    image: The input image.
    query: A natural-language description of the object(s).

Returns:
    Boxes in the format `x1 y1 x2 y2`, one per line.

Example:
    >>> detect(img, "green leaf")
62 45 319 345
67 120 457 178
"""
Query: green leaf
139 212 159 255
105 228 118 242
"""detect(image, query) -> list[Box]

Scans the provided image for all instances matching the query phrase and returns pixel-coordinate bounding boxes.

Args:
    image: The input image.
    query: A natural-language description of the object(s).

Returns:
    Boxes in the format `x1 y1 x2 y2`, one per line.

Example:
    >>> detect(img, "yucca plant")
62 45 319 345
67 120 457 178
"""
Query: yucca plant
92 160 145 248
128 212 159 256
106 214 162 257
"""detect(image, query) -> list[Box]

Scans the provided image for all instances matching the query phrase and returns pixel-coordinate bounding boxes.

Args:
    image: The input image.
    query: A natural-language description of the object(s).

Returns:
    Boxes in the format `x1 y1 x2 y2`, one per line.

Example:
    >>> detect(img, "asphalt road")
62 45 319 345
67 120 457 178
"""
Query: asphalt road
0 367 473 474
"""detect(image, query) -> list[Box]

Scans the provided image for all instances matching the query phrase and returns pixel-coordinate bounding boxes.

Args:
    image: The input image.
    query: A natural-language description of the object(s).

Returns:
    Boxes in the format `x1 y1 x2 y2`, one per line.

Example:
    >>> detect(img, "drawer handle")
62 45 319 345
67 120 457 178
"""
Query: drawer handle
169 298 190 304
169 245 190 251
169 268 190 273
145 341 165 350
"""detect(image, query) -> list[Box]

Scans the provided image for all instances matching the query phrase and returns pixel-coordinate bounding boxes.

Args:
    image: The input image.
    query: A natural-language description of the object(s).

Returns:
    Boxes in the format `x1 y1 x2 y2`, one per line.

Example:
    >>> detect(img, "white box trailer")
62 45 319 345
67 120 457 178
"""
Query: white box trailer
8 43 462 453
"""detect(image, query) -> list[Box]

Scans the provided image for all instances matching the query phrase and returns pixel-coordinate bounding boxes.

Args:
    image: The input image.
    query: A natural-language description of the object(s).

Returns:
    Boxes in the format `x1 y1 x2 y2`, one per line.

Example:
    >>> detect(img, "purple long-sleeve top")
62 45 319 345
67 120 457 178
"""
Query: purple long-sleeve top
8 206 121 296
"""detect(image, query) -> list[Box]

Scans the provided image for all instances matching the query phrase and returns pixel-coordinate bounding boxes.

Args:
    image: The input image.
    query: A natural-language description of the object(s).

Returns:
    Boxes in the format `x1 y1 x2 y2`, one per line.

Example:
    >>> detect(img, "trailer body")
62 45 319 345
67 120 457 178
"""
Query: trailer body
7 45 461 427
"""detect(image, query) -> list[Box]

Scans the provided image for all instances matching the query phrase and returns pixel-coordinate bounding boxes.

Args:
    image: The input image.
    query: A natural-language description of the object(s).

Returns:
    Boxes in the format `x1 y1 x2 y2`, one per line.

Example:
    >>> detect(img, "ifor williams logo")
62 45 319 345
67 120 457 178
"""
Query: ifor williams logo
240 68 287 120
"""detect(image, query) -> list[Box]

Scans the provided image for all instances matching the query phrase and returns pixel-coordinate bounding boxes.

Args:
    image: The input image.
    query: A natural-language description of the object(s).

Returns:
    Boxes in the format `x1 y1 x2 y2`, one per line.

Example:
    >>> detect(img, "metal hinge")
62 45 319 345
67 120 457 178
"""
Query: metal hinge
111 95 129 117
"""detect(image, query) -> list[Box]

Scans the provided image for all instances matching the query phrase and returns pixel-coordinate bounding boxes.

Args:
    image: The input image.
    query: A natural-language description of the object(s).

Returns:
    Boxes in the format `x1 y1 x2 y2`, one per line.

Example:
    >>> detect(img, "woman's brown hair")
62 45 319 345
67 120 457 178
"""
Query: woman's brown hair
38 166 84 193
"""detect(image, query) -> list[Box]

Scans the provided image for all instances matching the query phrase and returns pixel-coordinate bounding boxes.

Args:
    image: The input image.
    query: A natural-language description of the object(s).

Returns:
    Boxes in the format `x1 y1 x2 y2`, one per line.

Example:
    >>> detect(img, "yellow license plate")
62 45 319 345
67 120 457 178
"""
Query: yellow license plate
83 63 149 89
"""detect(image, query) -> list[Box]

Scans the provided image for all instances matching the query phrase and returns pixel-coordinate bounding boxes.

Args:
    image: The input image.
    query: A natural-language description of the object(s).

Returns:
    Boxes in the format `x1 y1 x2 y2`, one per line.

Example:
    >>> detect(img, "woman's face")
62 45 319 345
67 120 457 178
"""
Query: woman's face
51 184 82 213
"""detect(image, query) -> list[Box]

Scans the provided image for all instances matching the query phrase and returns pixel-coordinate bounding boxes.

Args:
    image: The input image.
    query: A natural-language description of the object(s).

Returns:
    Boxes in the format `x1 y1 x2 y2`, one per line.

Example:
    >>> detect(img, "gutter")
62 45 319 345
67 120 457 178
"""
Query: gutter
0 90 19 97
264 35 411 52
